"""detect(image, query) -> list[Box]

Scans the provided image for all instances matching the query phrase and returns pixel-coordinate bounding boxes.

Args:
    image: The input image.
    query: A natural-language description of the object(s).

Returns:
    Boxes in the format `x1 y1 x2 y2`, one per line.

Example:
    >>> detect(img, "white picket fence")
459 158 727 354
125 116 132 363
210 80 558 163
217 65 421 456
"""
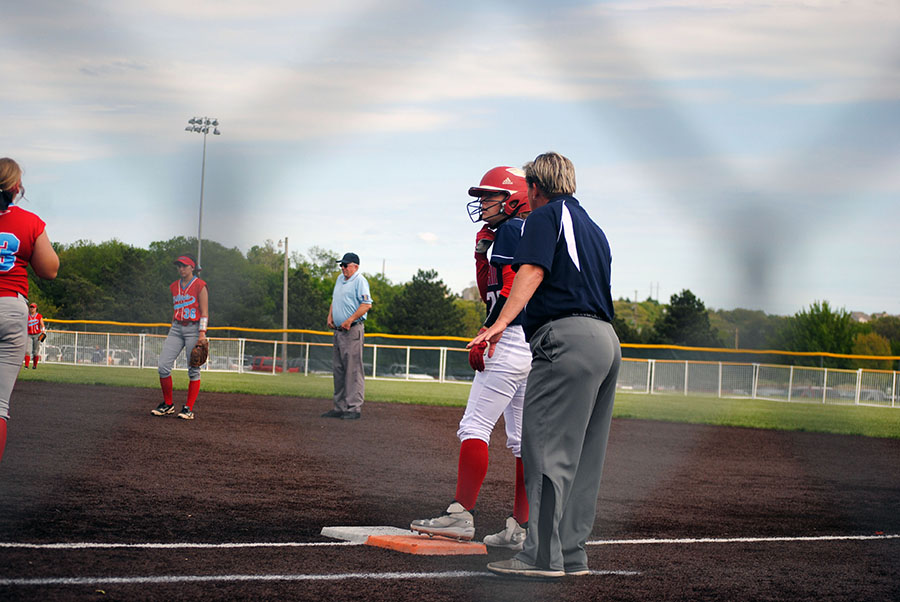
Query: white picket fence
617 359 899 408
39 330 899 408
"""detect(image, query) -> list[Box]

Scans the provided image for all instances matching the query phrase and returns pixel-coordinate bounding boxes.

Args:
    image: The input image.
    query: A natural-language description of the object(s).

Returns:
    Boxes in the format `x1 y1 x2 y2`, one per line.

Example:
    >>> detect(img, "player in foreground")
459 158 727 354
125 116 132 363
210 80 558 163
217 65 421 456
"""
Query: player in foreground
0 158 60 464
151 254 209 420
24 302 46 369
470 152 620 579
410 167 532 549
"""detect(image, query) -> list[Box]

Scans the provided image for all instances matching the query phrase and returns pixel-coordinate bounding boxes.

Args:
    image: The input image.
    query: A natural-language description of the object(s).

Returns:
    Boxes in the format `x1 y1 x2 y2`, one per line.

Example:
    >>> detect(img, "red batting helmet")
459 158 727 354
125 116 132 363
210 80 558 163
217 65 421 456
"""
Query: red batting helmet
466 166 530 223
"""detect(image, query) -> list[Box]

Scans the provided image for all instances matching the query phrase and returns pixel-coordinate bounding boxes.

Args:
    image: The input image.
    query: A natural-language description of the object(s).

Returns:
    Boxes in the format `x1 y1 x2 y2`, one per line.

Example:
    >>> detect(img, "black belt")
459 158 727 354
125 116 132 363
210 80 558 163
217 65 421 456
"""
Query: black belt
176 320 198 326
554 312 607 322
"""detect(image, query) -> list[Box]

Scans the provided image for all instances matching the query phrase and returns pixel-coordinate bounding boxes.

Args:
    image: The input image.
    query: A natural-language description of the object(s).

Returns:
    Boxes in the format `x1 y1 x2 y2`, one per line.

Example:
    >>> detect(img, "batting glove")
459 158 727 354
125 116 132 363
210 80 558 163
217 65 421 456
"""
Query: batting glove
468 328 488 372
474 225 495 255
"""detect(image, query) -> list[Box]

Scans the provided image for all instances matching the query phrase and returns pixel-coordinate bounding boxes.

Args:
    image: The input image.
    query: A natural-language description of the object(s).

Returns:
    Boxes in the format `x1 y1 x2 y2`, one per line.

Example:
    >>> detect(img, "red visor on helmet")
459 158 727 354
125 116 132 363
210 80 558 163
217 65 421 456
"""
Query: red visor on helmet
466 166 529 223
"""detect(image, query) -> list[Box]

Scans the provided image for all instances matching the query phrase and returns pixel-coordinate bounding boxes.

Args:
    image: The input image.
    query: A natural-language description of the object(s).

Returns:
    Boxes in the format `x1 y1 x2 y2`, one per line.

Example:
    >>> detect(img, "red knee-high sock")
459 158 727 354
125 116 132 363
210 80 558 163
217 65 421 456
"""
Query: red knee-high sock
33 356 39 368
513 456 529 525
0 419 7 464
160 376 173 405
24 356 30 368
186 380 200 410
455 438 489 511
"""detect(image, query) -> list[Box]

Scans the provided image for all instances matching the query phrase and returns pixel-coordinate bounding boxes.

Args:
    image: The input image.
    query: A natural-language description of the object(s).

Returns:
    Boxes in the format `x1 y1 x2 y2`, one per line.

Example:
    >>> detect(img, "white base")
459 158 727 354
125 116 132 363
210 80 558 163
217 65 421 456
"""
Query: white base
320 526 415 544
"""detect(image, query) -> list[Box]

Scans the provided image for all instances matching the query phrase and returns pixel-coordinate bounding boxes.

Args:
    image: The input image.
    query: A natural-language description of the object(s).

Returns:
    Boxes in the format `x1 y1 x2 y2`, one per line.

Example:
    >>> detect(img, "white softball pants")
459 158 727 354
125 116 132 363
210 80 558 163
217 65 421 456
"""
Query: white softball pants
457 324 531 457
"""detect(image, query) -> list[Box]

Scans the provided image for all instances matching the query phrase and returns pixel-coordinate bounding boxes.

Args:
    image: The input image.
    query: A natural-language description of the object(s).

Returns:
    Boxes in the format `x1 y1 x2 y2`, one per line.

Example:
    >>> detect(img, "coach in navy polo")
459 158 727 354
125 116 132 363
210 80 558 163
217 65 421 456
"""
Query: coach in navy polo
469 152 621 579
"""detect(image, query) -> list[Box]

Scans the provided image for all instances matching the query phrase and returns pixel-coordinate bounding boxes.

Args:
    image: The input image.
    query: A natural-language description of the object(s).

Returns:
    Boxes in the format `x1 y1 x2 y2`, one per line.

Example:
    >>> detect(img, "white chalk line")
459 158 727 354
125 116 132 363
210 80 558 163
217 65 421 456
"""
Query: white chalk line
1 534 893 587
0 541 360 550
2 533 896 551
0 570 640 587
586 534 900 546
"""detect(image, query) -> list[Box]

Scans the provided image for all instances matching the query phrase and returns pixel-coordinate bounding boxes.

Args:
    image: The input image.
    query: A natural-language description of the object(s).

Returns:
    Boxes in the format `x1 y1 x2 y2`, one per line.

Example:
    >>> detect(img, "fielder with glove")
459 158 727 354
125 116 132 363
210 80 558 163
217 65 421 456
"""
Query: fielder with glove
411 166 532 550
151 253 209 421
25 303 46 369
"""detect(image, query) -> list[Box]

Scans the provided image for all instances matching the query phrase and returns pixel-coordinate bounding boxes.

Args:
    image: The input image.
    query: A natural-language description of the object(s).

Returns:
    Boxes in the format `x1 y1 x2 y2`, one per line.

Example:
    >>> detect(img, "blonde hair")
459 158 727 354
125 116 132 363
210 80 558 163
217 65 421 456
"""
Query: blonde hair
523 152 576 197
0 158 22 193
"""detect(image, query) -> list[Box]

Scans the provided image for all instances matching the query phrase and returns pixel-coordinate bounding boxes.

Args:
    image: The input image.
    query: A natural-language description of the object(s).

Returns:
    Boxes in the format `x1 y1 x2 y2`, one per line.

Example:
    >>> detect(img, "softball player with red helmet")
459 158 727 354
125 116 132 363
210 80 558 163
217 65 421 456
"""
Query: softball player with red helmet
411 166 532 549
0 158 59 464
151 254 208 420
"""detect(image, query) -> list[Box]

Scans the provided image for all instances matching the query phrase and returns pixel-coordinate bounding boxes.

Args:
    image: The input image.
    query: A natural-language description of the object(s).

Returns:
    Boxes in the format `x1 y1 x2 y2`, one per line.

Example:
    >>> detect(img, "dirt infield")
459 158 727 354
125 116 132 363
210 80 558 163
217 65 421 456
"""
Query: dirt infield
1 380 898 601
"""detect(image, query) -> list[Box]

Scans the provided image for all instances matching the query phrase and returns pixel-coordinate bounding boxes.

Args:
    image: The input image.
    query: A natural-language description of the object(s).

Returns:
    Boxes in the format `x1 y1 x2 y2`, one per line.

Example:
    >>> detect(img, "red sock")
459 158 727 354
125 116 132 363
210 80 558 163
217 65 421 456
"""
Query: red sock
455 438 489 511
24 356 29 368
0 419 7 464
513 456 529 525
160 376 173 405
33 356 39 368
186 380 200 410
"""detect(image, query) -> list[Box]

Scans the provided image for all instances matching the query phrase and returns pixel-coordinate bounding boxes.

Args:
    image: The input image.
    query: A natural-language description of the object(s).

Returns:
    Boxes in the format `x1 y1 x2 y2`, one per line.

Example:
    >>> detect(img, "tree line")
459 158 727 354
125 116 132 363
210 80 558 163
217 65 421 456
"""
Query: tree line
28 238 899 369
28 237 483 338
614 290 900 370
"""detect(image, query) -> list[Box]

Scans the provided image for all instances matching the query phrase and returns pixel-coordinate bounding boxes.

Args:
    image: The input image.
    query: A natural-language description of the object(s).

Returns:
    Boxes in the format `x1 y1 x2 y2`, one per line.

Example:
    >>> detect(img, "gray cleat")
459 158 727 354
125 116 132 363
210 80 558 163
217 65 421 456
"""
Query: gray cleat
410 502 475 540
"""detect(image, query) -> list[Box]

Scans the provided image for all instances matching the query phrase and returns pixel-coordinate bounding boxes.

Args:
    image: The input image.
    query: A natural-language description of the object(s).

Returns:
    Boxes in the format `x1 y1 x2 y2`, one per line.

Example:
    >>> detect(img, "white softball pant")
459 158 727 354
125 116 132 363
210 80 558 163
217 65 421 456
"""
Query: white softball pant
457 324 531 457
158 321 201 381
0 295 28 421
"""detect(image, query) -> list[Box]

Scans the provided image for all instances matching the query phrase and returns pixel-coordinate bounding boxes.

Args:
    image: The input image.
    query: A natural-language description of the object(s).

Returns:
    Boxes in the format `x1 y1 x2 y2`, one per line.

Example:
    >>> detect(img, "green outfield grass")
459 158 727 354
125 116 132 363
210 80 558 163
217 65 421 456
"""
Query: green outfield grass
16 364 900 438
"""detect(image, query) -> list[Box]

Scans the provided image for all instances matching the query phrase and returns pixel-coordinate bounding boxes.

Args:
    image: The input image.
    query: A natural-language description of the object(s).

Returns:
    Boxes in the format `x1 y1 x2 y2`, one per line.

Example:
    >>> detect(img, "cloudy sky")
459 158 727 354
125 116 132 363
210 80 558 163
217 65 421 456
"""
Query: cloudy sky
3 0 898 316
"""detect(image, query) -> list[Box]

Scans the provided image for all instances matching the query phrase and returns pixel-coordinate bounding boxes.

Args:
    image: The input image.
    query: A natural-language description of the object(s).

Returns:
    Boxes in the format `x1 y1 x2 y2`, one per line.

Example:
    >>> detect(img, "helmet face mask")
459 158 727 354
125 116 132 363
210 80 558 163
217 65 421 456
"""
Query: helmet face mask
467 166 529 224
467 194 508 223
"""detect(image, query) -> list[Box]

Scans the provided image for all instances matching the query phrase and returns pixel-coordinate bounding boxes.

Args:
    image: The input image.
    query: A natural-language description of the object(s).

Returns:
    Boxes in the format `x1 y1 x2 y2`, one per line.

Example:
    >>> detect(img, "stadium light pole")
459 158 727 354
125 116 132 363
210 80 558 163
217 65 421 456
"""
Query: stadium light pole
184 117 221 270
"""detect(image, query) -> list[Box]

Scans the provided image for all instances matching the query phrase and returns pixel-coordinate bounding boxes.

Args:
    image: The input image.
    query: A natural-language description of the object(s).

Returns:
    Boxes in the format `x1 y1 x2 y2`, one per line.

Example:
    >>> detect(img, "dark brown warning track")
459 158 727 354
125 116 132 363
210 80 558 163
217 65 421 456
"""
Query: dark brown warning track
0 380 898 601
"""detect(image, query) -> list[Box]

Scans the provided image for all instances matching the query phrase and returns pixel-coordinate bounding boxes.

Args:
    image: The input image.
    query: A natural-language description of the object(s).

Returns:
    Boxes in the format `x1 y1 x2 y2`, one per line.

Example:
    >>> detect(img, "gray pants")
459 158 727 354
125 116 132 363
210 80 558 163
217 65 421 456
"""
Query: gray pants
516 316 621 573
332 323 365 413
0 296 28 420
27 333 41 358
158 321 201 381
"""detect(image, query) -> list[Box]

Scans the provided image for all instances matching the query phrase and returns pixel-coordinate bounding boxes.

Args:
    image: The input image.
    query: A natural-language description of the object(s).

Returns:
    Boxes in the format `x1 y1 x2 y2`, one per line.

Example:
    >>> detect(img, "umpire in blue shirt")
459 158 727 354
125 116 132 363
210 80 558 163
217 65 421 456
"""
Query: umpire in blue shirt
324 252 373 420
470 152 621 579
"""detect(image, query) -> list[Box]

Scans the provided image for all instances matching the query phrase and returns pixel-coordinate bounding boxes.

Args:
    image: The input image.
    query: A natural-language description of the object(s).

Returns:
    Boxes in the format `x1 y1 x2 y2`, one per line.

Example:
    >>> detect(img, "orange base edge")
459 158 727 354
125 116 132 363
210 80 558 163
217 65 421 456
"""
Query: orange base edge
365 534 488 555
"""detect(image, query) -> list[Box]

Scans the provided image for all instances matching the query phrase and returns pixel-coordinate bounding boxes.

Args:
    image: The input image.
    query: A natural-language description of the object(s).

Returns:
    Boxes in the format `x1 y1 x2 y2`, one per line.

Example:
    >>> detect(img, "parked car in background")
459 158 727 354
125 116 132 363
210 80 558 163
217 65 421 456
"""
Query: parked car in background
387 363 435 380
60 345 101 364
250 356 283 373
42 345 62 362
107 349 137 366
207 356 246 371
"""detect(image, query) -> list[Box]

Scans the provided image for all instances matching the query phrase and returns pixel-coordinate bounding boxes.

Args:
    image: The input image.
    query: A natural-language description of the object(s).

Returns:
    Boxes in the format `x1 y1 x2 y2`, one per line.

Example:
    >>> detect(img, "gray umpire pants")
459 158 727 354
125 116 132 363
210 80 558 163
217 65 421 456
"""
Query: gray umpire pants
158 321 201 381
516 316 621 573
0 296 28 421
332 323 365 413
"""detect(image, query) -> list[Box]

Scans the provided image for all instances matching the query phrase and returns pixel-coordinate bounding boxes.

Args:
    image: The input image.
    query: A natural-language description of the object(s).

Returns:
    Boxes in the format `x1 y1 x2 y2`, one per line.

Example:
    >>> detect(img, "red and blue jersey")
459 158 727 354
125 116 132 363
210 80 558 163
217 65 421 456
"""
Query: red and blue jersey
27 312 43 335
483 217 526 327
170 277 207 322
0 206 46 298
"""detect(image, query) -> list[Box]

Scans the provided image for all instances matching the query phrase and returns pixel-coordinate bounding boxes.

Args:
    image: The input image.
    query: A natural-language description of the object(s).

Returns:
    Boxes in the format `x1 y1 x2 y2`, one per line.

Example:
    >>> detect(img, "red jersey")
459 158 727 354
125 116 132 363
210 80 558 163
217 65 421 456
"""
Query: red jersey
27 312 43 335
170 277 207 322
0 206 46 297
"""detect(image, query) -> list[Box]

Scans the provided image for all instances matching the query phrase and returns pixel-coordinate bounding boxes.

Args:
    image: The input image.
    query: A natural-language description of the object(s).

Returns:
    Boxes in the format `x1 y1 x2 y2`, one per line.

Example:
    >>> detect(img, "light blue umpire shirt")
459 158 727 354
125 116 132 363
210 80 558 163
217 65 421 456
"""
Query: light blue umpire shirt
332 271 372 325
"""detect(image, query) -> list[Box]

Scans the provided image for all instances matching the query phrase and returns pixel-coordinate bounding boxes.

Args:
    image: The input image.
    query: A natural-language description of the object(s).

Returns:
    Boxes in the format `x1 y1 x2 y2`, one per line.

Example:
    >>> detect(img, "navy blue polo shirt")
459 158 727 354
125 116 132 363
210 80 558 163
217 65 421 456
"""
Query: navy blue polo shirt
512 195 614 340
487 216 526 327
